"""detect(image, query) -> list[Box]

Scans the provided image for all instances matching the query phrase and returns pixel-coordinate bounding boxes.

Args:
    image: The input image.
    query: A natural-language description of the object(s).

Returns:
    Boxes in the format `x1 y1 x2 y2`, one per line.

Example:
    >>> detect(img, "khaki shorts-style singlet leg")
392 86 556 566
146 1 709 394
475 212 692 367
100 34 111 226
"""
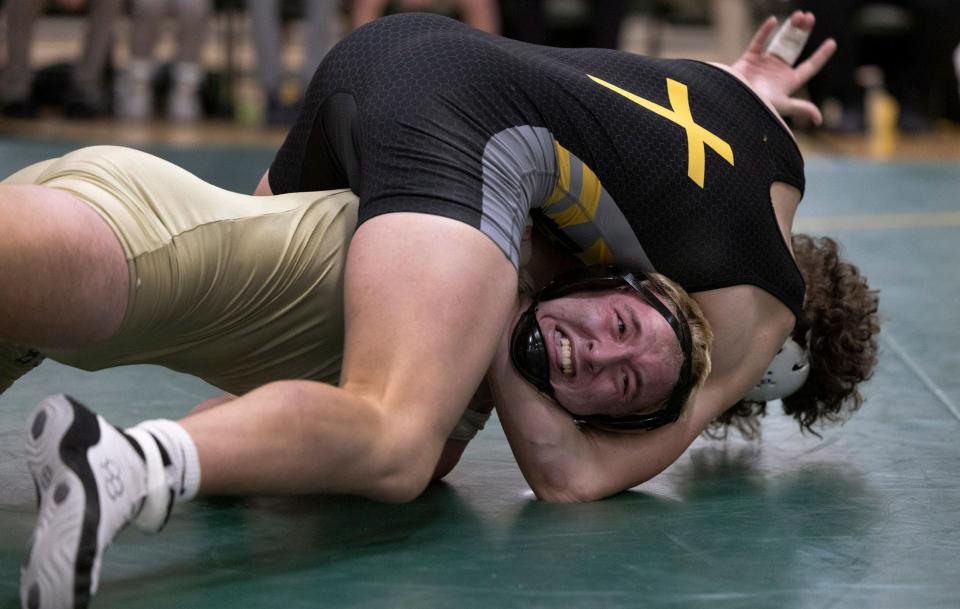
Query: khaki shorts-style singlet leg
2 146 357 395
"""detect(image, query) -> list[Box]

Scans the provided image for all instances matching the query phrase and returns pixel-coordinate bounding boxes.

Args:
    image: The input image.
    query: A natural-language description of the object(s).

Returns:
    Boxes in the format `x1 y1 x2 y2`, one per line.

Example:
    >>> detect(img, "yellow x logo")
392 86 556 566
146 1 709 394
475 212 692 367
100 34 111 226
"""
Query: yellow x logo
588 75 734 188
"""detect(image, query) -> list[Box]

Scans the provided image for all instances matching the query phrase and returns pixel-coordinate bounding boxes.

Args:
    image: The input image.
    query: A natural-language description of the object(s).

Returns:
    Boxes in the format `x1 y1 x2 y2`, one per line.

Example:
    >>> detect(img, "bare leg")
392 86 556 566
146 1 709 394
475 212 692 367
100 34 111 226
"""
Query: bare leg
181 213 518 502
0 185 128 349
18 211 516 609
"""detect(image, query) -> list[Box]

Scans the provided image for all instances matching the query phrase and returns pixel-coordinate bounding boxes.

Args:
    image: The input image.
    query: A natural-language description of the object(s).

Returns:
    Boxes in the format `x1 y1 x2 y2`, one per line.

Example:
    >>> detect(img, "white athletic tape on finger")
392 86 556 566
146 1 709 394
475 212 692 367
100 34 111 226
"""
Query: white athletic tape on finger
765 21 810 66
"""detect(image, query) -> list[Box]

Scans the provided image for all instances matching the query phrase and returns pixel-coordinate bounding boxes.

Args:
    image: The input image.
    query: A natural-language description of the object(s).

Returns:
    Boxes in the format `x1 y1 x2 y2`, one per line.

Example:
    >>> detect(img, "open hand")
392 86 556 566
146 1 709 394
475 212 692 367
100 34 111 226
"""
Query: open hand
731 11 837 125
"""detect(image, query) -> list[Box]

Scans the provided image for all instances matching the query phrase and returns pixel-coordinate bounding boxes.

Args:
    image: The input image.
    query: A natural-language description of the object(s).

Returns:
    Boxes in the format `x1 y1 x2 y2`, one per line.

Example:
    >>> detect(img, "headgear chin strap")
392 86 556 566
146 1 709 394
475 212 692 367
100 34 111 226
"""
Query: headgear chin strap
743 338 810 402
509 265 695 431
509 307 553 393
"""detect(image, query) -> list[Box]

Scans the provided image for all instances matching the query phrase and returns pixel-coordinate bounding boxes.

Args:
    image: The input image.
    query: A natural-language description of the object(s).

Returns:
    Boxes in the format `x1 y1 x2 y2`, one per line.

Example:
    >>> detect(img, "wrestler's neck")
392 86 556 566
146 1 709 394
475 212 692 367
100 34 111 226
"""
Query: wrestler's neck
706 62 797 143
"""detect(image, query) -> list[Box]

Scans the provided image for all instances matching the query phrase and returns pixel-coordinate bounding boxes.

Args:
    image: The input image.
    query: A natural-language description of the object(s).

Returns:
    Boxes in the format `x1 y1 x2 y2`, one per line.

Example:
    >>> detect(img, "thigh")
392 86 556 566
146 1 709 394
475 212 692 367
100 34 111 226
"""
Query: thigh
340 212 518 439
0 184 128 348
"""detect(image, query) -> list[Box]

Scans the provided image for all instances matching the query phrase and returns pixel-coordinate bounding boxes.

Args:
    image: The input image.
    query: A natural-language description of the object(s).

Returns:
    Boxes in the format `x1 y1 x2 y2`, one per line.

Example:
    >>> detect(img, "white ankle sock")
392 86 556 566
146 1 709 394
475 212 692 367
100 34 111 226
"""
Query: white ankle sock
127 419 201 511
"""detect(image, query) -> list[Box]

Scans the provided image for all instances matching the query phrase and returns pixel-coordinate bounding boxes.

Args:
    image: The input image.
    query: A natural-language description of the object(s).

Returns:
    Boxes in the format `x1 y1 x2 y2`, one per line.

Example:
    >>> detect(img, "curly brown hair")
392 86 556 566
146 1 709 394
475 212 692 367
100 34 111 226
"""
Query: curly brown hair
706 234 880 439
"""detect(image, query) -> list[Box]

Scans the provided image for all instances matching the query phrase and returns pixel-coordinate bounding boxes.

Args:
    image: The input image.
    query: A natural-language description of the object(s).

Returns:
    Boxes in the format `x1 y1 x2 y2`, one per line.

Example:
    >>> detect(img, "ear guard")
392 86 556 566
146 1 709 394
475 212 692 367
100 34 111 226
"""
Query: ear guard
743 338 810 402
510 265 695 431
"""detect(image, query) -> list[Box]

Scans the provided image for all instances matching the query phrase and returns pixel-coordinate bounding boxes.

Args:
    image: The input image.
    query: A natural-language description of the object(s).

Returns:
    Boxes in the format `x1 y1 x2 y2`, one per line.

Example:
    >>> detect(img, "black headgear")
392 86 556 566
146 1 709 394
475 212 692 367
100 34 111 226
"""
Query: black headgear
509 265 695 431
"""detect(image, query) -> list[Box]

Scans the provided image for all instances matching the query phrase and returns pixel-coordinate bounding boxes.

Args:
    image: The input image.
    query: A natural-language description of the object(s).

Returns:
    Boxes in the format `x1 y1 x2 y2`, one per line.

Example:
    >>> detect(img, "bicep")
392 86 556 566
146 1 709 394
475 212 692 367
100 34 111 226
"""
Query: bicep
689 286 796 425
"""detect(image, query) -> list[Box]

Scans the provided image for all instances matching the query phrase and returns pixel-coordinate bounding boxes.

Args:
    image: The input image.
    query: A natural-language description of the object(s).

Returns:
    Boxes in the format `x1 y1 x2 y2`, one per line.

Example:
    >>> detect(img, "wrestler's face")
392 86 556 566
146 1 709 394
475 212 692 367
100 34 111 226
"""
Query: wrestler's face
535 288 682 417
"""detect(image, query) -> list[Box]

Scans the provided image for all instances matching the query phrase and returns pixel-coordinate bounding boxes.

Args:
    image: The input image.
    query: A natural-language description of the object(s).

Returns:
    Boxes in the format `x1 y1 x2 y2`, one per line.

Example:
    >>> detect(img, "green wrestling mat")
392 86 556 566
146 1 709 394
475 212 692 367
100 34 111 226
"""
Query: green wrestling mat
1 138 958 608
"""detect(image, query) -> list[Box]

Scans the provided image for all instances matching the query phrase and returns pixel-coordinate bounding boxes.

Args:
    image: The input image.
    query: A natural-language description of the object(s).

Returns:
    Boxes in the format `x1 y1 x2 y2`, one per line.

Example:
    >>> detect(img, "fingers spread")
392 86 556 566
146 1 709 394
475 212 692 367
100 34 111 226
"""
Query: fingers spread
794 38 837 84
747 16 779 55
789 10 815 31
783 98 823 126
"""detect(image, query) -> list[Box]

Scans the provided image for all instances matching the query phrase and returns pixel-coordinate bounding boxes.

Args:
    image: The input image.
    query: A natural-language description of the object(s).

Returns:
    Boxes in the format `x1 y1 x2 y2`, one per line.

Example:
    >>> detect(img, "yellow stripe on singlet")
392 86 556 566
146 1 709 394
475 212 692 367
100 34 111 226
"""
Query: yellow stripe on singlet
588 75 735 188
545 142 571 208
543 142 604 228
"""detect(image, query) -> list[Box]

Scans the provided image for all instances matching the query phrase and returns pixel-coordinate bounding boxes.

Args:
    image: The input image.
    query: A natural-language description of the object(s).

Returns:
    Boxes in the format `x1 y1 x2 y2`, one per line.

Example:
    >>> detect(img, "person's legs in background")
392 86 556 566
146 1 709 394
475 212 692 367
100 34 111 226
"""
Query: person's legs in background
253 0 337 125
250 0 285 123
116 0 209 121
300 0 337 82
65 0 122 118
166 0 209 121
115 0 164 119
1 0 42 117
251 0 314 125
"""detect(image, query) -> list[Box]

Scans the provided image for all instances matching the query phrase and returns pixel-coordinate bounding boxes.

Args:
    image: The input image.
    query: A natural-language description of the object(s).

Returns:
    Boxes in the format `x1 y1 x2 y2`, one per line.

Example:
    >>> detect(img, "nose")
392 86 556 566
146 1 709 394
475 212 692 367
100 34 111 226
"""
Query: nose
583 340 632 373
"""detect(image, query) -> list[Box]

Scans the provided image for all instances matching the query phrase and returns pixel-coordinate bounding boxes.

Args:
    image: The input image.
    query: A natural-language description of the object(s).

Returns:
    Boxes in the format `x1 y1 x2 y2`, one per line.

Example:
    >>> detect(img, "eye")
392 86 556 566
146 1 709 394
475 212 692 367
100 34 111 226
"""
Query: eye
617 314 626 337
622 372 630 397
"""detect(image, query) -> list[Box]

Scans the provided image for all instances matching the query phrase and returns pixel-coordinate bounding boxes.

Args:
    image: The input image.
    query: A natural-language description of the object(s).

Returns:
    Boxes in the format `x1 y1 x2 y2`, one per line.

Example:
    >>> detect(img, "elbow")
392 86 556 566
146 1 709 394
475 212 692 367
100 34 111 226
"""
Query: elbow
527 464 604 503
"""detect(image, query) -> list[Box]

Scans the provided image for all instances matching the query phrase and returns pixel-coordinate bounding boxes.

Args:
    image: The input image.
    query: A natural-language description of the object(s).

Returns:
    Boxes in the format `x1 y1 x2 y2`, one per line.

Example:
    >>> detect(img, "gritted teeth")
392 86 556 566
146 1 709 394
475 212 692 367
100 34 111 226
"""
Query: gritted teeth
559 335 573 376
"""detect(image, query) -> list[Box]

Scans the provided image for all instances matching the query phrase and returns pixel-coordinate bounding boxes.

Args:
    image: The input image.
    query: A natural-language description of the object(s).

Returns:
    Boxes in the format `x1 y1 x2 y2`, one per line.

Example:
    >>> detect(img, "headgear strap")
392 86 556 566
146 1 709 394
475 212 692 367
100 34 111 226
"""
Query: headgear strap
509 265 695 431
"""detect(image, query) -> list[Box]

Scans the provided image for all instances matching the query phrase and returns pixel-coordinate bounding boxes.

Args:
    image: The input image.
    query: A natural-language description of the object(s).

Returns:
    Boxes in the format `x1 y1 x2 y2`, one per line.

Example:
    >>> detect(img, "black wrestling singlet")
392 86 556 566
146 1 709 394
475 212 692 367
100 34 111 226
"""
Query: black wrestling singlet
270 13 806 317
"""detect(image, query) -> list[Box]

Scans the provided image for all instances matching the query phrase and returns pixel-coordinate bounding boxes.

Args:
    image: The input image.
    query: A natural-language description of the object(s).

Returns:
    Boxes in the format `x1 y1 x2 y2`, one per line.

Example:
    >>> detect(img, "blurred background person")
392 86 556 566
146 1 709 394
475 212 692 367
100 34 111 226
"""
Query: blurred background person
114 0 210 122
1 0 121 118
499 0 627 48
351 0 499 34
797 0 960 131
250 0 338 125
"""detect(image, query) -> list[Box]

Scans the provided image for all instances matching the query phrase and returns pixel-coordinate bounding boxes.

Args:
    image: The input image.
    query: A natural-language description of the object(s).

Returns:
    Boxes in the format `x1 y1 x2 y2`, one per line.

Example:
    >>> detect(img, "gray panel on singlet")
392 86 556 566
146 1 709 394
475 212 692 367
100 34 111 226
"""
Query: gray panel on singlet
544 181 655 272
532 146 653 272
479 126 558 268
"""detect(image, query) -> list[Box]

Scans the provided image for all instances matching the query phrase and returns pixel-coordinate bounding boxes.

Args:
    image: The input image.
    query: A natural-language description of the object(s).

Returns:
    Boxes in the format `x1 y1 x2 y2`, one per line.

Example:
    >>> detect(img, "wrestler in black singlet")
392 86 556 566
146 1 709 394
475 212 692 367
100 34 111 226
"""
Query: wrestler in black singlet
269 13 806 317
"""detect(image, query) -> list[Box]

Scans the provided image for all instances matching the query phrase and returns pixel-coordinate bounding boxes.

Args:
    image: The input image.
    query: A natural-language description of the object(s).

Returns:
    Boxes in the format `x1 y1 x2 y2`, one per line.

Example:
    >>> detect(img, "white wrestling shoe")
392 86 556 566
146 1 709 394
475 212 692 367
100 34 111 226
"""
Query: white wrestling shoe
20 395 161 609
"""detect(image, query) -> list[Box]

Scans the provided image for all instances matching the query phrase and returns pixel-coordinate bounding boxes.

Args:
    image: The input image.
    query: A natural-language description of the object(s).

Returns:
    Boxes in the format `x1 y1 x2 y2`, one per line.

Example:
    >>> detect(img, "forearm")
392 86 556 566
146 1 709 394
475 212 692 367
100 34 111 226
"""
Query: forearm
494 390 594 502
490 350 706 502
497 395 702 502
487 352 609 502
